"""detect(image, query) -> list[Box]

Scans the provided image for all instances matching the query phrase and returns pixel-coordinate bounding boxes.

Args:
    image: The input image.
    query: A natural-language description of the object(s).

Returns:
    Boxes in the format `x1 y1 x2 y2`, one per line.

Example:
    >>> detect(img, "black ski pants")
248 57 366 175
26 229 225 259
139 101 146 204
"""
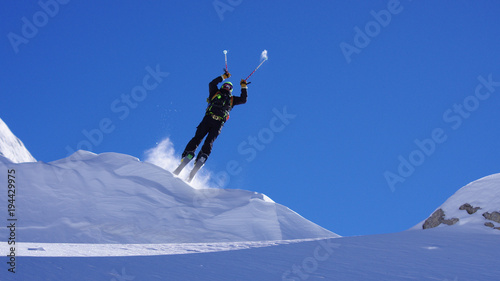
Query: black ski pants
183 115 224 159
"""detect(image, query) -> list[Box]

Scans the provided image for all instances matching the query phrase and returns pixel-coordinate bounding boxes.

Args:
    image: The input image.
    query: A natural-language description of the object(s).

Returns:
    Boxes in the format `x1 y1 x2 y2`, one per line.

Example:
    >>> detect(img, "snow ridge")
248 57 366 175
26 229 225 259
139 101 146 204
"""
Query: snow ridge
0 118 36 163
0 150 337 244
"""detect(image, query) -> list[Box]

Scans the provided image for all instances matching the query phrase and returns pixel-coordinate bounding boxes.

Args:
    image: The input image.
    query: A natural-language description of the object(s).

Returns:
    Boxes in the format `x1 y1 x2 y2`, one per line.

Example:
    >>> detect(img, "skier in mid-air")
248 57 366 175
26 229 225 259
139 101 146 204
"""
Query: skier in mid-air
174 70 248 181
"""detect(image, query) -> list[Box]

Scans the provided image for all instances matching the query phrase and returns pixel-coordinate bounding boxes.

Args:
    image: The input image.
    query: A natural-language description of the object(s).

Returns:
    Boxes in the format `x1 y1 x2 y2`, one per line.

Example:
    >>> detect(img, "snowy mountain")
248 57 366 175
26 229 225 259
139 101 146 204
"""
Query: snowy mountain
1 118 499 280
0 118 36 163
413 173 500 232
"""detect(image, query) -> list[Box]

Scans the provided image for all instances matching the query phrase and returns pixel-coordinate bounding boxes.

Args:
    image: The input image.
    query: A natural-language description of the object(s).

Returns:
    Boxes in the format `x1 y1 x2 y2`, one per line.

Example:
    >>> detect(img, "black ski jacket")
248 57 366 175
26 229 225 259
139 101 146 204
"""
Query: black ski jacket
206 76 247 120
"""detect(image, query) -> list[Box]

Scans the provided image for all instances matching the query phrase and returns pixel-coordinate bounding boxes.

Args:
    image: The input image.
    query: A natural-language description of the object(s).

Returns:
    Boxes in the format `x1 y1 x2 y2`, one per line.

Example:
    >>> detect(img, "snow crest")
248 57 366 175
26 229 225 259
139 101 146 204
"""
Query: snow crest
0 150 337 244
0 118 36 163
413 173 500 232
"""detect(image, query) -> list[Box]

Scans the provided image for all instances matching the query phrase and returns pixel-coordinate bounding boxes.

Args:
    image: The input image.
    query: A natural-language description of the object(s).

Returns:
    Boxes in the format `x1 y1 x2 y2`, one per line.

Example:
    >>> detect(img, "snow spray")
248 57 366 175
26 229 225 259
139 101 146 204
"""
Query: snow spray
245 50 268 81
260 49 268 61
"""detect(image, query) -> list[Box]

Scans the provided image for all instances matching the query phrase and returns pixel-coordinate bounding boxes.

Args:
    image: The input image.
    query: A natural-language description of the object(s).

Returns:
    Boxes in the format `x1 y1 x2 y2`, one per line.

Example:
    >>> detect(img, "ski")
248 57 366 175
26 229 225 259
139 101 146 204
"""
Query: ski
173 154 194 176
186 154 207 182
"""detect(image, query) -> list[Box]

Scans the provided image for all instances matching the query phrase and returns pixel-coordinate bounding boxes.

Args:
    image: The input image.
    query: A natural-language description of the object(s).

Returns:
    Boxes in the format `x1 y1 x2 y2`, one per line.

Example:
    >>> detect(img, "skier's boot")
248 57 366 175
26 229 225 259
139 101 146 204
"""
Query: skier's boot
187 153 208 182
173 151 195 176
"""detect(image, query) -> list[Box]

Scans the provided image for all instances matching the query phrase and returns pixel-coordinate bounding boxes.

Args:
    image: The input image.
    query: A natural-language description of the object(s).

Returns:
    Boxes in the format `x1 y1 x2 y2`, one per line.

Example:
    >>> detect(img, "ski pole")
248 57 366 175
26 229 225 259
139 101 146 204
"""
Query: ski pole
244 57 267 82
223 50 228 72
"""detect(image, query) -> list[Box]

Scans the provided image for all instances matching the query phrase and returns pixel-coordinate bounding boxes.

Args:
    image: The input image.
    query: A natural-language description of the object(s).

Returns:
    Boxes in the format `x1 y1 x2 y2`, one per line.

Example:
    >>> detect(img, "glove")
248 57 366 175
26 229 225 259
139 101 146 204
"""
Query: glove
240 79 248 89
222 70 231 80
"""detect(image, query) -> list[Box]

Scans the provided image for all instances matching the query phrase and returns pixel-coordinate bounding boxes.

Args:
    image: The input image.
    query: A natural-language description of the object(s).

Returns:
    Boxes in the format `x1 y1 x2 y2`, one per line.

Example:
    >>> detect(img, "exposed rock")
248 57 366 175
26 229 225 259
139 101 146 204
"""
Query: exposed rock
423 208 459 229
482 211 500 224
442 217 460 225
423 209 444 229
459 203 481 214
484 222 500 231
485 222 495 228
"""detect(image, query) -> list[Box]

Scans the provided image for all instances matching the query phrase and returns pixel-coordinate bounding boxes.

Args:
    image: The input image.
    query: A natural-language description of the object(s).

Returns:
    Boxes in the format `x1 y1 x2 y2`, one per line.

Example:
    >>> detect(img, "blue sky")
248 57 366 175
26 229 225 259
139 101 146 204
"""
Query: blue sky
2 0 500 236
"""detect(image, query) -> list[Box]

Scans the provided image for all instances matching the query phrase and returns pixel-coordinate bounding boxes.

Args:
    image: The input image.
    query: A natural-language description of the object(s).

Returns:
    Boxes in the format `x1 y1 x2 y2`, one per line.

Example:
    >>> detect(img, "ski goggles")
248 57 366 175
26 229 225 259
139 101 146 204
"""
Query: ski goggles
222 83 233 91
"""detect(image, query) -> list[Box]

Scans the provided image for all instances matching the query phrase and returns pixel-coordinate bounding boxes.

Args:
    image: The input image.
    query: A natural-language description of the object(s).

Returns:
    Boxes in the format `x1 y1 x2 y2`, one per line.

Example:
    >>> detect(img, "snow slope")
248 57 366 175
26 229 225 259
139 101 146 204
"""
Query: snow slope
0 118 35 163
413 173 500 232
2 228 499 280
0 150 337 244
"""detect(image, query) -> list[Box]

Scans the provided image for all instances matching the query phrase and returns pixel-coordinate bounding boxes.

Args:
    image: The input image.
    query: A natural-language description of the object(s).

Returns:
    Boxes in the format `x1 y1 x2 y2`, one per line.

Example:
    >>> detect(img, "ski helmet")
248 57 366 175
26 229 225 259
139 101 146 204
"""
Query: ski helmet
221 81 233 92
